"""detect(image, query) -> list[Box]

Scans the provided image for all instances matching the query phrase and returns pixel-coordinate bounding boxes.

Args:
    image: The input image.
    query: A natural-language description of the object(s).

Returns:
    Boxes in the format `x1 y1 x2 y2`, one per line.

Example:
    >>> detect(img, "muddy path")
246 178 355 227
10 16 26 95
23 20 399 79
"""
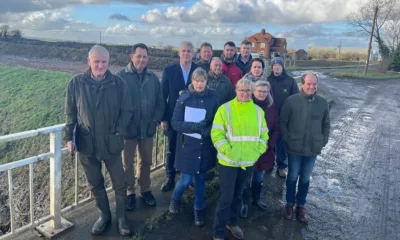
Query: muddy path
146 72 400 240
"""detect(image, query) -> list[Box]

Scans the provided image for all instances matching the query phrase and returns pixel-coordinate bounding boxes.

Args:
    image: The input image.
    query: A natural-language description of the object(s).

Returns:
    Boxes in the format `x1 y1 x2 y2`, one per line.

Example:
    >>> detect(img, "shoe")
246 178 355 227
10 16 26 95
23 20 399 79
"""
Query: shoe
169 198 180 214
160 178 175 192
226 225 244 239
115 196 131 236
251 182 268 211
295 206 308 224
283 204 293 220
126 194 136 211
240 186 250 218
194 209 204 227
213 237 224 240
140 191 156 206
91 192 111 235
277 168 288 178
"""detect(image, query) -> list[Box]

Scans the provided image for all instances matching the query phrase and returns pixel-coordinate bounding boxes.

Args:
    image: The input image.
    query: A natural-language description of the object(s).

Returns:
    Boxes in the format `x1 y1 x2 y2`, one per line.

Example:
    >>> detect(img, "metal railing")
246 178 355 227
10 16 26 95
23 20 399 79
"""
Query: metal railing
0 124 166 239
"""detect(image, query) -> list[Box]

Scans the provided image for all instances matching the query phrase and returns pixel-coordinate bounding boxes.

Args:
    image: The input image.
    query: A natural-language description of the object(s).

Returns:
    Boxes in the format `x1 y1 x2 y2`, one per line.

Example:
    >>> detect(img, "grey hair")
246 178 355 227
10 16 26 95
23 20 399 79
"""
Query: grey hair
253 80 274 107
88 44 109 59
236 78 254 92
179 41 194 51
211 57 222 64
191 67 208 81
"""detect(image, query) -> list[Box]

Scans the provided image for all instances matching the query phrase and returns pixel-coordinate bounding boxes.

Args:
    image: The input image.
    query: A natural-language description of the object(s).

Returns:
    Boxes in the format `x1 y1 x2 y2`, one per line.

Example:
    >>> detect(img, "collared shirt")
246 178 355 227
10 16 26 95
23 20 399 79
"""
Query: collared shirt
180 64 191 85
91 73 106 81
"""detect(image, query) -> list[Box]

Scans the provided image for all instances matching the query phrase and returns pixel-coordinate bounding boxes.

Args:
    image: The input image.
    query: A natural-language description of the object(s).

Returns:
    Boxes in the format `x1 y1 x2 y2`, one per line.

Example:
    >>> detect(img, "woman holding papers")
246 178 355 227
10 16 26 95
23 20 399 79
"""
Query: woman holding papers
168 67 220 227
211 78 269 240
240 80 280 218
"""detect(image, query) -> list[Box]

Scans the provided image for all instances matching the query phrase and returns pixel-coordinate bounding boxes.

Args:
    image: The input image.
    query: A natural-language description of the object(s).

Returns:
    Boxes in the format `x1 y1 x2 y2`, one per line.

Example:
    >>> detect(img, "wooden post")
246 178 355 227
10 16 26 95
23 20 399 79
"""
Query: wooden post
364 6 378 75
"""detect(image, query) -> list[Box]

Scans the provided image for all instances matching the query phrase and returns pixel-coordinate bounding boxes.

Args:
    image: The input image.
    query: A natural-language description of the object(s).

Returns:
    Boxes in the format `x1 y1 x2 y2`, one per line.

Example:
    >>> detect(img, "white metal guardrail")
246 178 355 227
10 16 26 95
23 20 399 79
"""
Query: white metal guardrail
0 124 166 239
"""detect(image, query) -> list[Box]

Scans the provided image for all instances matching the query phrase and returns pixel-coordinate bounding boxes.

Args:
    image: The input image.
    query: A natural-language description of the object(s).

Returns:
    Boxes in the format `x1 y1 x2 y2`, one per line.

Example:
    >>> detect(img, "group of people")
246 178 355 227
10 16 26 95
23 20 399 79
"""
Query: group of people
64 39 330 239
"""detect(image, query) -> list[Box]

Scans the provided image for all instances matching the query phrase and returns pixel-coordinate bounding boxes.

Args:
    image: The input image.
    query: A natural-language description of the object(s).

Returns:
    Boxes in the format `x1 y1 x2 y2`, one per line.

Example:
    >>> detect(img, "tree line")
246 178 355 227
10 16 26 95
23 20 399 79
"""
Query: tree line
0 25 22 39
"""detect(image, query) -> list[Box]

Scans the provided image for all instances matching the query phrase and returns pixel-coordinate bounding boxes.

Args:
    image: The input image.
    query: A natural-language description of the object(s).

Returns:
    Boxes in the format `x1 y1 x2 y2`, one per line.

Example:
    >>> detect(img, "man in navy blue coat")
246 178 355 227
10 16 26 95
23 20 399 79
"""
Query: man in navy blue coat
160 41 198 191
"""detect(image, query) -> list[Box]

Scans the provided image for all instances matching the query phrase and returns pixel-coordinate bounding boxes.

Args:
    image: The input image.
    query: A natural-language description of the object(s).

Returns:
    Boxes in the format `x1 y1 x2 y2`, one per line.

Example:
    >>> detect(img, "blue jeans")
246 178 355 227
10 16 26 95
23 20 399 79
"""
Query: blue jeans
286 153 316 207
246 170 265 186
172 172 205 210
276 135 288 169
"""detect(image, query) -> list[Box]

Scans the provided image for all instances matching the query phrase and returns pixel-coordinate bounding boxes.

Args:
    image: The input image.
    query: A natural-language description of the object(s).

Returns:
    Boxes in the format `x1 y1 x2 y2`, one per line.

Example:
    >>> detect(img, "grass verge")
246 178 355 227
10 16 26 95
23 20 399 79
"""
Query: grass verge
328 71 400 80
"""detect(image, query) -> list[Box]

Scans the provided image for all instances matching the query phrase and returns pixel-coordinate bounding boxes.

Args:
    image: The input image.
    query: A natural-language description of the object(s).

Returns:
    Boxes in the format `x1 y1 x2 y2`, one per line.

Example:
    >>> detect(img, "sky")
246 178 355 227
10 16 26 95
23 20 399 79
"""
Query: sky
0 0 376 50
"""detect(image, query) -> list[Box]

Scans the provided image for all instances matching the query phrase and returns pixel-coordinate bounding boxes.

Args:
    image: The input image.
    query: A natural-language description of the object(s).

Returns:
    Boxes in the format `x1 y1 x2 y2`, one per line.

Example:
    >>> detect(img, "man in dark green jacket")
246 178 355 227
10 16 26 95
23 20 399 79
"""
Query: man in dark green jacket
116 43 165 210
280 72 330 224
207 57 235 105
65 45 132 236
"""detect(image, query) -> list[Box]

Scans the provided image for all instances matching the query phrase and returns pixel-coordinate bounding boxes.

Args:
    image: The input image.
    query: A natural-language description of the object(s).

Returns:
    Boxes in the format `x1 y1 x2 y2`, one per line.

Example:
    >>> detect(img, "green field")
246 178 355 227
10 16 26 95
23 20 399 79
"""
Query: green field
0 66 72 164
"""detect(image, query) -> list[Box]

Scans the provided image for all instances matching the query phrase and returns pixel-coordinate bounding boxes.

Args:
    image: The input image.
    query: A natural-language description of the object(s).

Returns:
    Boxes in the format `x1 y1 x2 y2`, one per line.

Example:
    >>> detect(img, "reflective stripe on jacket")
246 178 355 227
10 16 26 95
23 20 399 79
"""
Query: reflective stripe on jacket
211 97 269 168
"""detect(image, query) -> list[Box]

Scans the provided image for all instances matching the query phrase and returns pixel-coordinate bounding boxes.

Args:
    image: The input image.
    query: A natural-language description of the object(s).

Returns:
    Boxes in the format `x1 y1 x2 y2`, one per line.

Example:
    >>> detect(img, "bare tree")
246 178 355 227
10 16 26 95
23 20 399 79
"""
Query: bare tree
381 6 400 54
0 25 10 38
9 29 22 39
347 0 398 74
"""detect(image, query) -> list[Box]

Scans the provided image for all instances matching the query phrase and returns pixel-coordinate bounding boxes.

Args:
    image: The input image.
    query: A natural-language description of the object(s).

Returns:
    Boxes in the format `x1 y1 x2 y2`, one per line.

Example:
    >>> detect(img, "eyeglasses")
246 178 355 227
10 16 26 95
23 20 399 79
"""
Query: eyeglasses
236 89 251 93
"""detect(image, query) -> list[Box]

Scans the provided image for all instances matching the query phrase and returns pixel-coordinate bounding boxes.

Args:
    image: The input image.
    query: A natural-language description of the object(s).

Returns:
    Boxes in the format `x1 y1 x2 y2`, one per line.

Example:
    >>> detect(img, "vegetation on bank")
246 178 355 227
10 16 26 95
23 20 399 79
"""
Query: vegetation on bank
328 71 400 80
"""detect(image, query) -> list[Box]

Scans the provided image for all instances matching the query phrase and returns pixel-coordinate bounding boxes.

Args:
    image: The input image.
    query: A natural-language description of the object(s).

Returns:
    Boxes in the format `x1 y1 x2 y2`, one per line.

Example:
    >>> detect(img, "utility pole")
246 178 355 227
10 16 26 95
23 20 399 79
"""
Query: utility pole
99 31 102 44
364 6 378 75
338 40 342 61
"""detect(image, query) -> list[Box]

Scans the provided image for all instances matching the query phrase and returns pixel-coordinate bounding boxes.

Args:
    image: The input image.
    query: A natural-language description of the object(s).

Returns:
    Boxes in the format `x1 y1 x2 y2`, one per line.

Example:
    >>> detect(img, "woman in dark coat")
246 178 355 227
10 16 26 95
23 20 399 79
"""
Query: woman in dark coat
240 80 280 218
168 67 220 227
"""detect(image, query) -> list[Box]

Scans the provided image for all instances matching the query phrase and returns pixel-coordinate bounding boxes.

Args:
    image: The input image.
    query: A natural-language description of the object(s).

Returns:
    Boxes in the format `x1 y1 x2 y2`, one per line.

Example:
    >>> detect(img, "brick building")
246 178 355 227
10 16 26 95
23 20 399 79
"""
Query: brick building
245 29 287 59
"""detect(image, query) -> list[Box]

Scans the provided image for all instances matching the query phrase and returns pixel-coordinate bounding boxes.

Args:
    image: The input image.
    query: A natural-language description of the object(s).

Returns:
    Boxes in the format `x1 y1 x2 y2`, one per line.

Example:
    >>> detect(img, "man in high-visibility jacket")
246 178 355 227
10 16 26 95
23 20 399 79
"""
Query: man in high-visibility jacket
211 78 269 240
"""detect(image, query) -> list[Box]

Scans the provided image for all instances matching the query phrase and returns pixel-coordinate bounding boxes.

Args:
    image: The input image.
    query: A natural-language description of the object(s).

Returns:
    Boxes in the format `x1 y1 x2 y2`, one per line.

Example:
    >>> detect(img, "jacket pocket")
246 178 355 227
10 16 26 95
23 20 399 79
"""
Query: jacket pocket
127 122 138 138
107 134 124 155
76 132 94 154
311 134 324 153
147 121 157 137
287 135 303 153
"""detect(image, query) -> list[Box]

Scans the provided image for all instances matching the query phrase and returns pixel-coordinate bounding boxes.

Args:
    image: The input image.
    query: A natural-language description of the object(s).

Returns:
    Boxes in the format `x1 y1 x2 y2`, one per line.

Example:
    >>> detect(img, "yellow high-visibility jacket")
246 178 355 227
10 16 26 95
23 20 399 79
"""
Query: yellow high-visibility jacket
211 97 269 169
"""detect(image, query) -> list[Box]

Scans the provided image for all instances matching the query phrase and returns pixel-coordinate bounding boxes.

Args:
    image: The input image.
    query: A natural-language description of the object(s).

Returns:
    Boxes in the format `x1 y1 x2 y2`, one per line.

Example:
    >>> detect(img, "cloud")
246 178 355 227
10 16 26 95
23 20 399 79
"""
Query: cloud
109 14 132 22
140 0 367 26
1 0 185 14
1 10 97 32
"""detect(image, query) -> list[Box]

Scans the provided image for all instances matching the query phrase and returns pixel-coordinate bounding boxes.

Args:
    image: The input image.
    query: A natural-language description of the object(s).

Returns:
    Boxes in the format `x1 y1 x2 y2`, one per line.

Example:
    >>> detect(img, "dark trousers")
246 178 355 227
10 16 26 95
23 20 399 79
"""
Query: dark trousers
276 135 288 170
78 152 127 199
165 129 177 180
213 164 254 238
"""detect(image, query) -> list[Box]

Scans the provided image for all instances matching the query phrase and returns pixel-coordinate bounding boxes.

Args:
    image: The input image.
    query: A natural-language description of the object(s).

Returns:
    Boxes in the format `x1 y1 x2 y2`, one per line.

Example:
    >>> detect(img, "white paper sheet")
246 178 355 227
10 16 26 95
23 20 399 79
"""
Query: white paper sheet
184 106 206 139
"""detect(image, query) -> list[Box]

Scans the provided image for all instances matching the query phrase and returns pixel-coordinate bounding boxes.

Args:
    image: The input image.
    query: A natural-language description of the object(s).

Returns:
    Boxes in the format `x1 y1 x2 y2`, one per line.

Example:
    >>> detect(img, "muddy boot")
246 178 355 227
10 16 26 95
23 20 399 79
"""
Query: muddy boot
283 204 294 220
115 196 131 236
295 206 308 224
194 209 204 227
169 198 180 214
92 193 111 235
240 186 250 218
251 182 268 211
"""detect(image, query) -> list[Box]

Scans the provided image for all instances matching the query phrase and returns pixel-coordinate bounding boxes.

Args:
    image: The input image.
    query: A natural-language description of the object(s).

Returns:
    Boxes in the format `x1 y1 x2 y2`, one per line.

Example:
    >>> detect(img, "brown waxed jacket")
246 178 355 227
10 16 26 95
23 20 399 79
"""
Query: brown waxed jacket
64 68 132 159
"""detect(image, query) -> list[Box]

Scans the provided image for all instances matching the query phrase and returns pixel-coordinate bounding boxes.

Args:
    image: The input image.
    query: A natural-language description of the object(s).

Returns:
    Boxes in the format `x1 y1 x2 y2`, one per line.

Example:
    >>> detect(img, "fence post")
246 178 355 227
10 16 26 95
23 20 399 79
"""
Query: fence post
36 130 73 238
49 131 62 229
